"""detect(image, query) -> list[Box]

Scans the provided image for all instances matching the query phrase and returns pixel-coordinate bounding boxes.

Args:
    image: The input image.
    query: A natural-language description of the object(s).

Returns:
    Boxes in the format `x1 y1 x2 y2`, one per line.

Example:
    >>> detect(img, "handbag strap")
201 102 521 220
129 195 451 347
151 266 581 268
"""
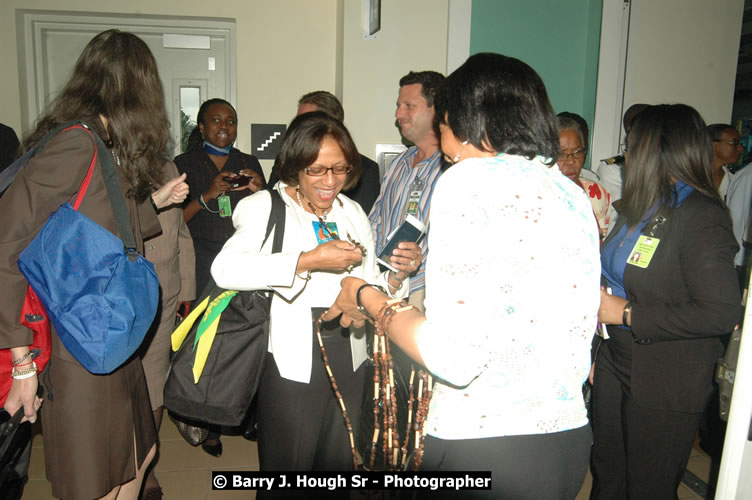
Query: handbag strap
262 189 286 253
0 121 136 258
86 129 141 261
0 120 94 195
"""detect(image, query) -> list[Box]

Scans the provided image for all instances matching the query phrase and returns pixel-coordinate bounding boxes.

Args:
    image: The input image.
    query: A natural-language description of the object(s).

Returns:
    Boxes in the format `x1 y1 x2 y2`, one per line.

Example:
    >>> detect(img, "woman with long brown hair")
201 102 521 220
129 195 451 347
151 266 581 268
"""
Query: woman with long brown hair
0 30 187 499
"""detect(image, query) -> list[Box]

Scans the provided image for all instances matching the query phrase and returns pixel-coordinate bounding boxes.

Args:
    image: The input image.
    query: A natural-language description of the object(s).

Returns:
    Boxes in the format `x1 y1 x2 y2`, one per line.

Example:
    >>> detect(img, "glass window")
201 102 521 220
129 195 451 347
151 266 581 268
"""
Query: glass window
179 87 201 153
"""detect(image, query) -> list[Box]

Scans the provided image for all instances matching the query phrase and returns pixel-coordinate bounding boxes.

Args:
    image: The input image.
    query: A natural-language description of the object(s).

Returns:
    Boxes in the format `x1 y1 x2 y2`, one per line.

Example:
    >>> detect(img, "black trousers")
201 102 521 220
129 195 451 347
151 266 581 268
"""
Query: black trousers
590 343 703 500
256 318 365 472
416 426 591 500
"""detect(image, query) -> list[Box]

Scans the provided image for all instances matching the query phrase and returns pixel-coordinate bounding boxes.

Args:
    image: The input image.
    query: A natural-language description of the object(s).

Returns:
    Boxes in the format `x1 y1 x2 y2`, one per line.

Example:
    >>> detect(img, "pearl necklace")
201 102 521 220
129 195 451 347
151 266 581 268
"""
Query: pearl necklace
296 186 330 221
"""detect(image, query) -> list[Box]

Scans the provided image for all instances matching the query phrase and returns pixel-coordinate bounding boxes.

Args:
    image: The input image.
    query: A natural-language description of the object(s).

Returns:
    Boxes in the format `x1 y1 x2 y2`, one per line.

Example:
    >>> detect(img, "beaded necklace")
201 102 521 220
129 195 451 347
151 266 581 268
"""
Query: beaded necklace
295 186 367 258
315 301 432 471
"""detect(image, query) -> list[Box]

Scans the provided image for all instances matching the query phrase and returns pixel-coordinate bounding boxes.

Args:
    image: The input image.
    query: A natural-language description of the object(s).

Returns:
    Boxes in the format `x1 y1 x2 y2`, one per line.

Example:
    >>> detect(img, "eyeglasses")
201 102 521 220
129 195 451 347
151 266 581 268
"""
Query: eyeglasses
714 139 742 147
304 165 352 176
558 149 587 161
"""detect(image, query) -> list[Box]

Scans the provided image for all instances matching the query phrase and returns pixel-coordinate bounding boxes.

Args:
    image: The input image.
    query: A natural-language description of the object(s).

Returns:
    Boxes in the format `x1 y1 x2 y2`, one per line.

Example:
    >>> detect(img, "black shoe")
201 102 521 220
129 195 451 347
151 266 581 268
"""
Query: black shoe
201 438 223 457
242 425 257 442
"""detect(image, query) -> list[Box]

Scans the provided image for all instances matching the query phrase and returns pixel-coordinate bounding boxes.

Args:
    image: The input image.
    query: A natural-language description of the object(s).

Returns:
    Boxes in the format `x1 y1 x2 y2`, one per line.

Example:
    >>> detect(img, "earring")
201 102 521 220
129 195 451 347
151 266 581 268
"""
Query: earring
452 140 469 164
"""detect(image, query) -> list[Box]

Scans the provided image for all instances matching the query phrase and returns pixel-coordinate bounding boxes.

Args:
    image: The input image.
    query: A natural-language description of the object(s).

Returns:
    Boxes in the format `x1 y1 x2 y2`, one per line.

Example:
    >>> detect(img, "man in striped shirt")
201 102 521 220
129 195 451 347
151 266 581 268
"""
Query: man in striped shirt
369 70 445 310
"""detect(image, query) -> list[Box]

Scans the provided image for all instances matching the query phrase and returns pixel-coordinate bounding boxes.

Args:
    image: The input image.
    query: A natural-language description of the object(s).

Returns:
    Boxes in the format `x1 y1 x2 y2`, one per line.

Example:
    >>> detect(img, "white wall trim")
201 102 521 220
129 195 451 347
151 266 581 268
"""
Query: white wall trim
446 0 472 74
590 0 631 170
15 10 236 133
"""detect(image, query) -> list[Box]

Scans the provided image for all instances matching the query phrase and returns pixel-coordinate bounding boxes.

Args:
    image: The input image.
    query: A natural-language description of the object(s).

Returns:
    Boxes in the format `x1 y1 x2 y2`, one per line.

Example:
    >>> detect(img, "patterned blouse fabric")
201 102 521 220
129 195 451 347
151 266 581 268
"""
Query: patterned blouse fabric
578 177 612 238
417 154 601 440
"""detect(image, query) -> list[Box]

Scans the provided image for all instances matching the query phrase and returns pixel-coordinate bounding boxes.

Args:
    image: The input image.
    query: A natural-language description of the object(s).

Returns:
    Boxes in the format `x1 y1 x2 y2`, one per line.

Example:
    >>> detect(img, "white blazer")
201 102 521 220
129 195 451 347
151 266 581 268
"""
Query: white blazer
211 182 405 383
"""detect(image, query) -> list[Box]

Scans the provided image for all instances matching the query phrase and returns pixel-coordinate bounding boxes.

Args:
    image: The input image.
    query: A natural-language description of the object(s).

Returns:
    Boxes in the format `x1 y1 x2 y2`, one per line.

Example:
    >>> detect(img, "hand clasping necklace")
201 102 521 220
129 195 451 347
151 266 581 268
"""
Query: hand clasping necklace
295 186 367 258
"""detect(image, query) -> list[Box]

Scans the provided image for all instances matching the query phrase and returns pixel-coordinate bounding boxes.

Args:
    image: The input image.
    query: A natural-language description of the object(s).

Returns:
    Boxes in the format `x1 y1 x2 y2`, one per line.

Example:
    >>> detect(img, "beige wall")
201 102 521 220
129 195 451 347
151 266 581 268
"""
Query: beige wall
340 0 449 158
1 0 340 159
0 0 450 172
624 0 743 124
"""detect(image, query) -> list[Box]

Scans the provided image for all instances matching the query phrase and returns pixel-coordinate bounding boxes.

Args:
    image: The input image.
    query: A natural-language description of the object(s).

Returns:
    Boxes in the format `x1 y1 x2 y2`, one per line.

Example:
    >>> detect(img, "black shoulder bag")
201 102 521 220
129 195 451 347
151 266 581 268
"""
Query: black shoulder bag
163 190 286 427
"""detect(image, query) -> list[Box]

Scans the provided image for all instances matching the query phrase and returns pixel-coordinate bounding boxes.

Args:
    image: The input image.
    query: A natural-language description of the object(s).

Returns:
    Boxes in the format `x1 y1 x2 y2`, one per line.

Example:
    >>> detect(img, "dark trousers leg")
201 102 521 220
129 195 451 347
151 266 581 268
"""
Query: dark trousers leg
419 426 591 499
256 331 365 471
623 398 702 500
590 349 703 500
590 352 628 500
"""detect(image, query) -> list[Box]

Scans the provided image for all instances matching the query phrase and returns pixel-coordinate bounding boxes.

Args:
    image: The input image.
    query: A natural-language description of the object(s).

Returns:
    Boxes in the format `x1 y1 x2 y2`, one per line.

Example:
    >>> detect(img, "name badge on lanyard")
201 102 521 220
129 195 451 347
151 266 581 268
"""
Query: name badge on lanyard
217 194 232 218
626 235 660 269
406 177 424 217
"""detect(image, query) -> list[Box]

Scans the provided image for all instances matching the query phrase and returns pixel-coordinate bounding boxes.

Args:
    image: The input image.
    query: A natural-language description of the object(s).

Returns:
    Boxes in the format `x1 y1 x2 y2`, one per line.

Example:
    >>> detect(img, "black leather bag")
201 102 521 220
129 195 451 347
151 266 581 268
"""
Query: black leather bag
163 190 286 427
0 409 32 500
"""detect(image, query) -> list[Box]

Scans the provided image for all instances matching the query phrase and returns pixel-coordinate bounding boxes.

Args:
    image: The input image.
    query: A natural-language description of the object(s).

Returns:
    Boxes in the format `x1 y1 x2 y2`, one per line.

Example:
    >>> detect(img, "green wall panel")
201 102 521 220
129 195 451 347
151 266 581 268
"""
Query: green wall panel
470 0 602 144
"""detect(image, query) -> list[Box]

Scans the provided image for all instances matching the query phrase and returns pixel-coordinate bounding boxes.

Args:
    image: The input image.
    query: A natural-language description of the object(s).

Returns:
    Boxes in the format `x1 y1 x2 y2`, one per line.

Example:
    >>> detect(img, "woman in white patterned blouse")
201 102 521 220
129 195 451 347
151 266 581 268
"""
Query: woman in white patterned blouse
328 53 600 499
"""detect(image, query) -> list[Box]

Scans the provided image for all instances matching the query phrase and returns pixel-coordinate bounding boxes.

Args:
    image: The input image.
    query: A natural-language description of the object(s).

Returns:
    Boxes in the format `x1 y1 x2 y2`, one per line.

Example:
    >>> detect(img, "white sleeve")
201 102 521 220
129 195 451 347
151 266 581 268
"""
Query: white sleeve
210 190 309 300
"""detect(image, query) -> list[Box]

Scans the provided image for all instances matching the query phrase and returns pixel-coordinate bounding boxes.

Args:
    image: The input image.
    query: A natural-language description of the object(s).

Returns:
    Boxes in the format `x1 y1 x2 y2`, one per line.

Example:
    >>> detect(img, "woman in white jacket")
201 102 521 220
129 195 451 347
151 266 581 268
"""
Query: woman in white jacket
211 112 419 472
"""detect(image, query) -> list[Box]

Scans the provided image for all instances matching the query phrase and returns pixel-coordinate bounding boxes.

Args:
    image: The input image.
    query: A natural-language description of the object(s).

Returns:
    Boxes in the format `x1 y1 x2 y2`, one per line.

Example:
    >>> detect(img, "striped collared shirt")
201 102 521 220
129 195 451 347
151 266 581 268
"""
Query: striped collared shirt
368 146 443 292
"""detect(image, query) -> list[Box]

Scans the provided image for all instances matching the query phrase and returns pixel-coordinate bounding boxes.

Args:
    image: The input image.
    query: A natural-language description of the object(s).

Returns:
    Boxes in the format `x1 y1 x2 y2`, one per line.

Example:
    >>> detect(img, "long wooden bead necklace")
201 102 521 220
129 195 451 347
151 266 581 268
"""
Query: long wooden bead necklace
315 300 433 471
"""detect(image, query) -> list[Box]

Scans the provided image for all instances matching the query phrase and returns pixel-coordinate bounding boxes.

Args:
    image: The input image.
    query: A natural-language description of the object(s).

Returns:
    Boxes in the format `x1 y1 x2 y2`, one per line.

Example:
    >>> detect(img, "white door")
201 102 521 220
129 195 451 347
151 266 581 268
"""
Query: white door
16 11 236 158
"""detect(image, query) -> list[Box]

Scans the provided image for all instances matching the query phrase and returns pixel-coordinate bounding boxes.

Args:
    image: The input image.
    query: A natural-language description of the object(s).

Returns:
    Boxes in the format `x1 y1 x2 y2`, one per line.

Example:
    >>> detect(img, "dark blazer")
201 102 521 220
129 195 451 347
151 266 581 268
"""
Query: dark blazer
607 191 741 413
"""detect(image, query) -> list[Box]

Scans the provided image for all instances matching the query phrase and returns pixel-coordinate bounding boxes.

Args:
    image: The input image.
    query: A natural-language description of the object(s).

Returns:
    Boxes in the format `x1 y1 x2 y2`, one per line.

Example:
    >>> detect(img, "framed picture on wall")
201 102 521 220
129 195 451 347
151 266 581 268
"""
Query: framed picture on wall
376 143 407 179
366 0 381 36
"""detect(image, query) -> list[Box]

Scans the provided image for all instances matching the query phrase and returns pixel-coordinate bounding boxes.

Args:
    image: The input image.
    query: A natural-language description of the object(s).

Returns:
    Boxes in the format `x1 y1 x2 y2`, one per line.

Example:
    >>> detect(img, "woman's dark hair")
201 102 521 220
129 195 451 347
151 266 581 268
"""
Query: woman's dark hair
434 52 560 165
277 111 361 191
707 123 736 142
185 98 238 153
23 30 168 201
621 104 719 225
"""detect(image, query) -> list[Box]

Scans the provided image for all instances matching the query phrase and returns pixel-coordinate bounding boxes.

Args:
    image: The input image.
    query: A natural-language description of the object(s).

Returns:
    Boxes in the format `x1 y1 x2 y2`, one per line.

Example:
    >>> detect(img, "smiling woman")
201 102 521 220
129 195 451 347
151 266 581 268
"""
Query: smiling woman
210 112 418 477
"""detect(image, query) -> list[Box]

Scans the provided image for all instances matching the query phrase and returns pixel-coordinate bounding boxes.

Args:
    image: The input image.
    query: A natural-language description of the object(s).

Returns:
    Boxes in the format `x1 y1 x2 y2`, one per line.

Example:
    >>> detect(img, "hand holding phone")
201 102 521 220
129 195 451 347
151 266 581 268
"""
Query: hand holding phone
377 215 426 272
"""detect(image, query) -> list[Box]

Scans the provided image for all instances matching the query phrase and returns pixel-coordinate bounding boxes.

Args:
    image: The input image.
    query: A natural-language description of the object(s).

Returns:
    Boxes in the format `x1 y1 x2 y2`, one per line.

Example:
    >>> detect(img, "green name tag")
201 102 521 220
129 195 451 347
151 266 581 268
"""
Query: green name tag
217 194 232 218
626 235 660 268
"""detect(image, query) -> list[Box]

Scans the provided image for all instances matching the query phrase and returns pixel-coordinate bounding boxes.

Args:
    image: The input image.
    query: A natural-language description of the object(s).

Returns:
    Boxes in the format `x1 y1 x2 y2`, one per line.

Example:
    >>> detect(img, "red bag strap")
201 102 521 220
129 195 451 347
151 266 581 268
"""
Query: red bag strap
62 124 99 211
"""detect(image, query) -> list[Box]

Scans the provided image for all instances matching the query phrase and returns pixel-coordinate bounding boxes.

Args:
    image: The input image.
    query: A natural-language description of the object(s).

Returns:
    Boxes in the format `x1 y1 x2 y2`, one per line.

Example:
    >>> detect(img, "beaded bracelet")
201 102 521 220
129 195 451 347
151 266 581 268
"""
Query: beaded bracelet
11 351 32 366
376 299 417 335
11 361 38 380
355 284 387 320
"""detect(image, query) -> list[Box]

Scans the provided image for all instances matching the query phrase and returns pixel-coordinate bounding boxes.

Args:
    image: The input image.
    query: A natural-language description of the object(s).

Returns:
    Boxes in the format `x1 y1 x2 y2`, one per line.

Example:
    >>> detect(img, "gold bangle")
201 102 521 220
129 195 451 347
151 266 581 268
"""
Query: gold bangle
11 362 38 380
622 302 633 326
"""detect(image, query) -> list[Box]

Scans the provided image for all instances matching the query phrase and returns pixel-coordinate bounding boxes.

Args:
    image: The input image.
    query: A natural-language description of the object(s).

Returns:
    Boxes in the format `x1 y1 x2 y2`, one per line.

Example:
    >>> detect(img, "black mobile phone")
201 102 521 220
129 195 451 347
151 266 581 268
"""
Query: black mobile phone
228 175 250 188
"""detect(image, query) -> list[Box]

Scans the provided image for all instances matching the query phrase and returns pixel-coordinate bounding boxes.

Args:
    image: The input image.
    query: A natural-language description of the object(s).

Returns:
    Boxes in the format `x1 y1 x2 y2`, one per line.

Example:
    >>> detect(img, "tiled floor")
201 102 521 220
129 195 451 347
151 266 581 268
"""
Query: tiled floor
21 420 712 499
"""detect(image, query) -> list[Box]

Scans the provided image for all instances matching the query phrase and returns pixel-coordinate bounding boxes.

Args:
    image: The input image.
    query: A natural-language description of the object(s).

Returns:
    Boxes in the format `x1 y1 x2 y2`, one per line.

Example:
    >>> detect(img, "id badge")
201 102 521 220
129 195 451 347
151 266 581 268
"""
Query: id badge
626 235 660 269
406 189 423 217
313 221 340 244
217 194 232 218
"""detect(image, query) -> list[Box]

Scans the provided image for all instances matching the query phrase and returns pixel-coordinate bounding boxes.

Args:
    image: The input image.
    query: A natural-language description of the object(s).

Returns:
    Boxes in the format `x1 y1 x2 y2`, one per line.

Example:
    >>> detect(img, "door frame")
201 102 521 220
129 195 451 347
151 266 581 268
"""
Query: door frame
15 10 236 135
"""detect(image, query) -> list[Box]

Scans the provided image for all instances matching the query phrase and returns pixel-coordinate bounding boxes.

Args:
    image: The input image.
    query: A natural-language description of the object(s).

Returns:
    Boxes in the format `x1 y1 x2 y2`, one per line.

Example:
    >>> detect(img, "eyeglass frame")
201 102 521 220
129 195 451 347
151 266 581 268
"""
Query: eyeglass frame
713 139 742 147
303 165 353 176
558 149 587 162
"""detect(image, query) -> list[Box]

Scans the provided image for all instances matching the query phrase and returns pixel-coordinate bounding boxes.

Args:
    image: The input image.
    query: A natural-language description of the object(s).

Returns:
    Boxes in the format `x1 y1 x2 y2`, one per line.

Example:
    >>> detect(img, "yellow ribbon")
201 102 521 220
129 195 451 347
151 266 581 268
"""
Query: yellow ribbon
171 296 209 352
